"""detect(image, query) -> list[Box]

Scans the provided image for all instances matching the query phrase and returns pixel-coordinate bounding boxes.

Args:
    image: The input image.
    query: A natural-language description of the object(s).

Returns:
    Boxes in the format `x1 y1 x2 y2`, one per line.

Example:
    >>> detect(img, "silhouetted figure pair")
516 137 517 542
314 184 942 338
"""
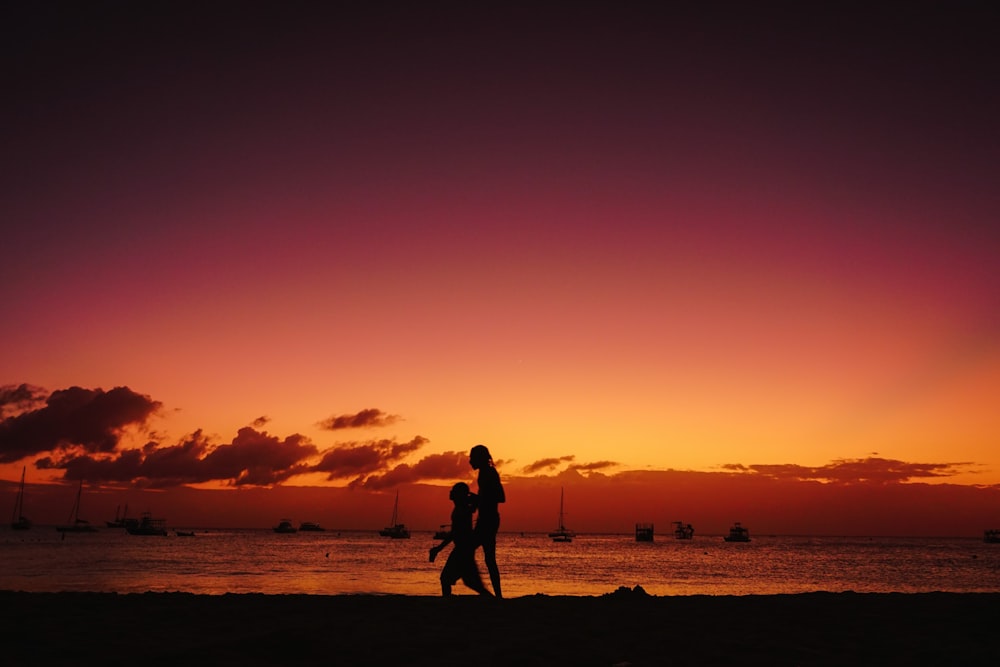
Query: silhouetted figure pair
429 444 506 597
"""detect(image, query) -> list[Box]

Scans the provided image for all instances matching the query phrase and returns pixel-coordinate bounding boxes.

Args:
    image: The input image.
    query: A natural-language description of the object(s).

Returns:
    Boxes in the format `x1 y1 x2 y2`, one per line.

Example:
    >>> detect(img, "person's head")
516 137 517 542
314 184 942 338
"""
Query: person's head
469 444 492 470
449 482 470 503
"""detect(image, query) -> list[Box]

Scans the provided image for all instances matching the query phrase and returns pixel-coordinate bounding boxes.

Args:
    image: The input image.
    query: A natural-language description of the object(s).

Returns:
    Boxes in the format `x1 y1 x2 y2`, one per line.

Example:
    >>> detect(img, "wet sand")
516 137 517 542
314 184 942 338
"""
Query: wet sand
2 588 995 665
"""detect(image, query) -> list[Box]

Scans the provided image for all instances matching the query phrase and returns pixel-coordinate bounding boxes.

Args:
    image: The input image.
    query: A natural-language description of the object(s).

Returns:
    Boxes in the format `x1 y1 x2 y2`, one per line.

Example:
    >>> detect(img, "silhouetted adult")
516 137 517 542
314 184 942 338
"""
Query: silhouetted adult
470 444 505 598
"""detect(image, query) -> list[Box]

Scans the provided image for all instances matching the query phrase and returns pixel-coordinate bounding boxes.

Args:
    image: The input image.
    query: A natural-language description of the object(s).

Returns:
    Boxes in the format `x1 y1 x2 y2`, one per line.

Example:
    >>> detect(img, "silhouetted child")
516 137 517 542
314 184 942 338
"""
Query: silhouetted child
429 482 492 596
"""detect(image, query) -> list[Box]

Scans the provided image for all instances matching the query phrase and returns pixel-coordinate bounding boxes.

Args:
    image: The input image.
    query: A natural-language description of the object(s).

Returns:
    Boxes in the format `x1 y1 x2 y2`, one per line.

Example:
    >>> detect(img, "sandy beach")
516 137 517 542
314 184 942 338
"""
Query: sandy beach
1 589 995 665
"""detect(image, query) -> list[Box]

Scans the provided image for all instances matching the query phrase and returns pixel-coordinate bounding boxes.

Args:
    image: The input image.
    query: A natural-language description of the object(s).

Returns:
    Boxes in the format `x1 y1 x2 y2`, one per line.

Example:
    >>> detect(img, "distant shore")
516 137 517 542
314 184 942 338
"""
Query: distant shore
2 589 996 665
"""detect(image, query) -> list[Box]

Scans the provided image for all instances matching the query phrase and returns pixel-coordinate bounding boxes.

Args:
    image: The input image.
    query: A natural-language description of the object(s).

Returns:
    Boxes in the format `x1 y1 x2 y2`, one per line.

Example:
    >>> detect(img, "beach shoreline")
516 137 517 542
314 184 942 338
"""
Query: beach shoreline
2 589 995 665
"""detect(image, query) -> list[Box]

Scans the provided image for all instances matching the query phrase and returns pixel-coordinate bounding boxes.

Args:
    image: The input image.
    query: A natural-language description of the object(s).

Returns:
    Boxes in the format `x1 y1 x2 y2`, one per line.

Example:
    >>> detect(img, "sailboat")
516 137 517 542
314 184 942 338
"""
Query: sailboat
548 487 575 542
56 481 98 533
379 490 410 539
10 466 31 530
106 503 138 530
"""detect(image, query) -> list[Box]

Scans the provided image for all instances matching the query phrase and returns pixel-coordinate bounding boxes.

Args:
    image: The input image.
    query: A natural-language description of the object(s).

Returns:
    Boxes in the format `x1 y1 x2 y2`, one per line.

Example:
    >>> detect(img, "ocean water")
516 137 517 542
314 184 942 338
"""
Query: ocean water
2 528 999 597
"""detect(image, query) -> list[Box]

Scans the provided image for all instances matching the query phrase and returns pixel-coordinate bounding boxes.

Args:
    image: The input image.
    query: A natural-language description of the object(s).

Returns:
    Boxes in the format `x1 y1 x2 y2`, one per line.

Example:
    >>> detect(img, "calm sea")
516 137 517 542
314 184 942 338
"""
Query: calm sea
2 528 999 597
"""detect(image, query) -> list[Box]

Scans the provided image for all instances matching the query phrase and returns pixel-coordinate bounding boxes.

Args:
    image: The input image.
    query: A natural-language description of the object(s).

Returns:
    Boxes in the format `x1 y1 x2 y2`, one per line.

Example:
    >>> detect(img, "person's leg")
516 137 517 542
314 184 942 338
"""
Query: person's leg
459 550 492 596
460 571 491 596
440 552 458 596
482 541 501 598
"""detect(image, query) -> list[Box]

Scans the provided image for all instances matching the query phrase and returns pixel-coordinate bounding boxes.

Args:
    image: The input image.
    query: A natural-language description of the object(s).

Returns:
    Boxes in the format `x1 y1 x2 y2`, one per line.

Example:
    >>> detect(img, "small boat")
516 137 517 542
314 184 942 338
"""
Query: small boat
274 519 298 533
433 524 451 540
635 522 654 542
175 530 196 537
106 504 139 530
548 487 575 542
985 529 1000 543
126 512 168 536
379 491 410 539
10 466 32 530
298 521 324 532
56 481 99 533
723 522 751 542
673 521 694 540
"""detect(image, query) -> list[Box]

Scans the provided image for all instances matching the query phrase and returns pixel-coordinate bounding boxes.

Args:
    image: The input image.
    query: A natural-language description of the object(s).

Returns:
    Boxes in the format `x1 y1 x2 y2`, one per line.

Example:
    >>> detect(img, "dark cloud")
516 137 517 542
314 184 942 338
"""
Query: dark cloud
523 455 575 474
411 451 471 479
568 460 619 473
38 426 319 488
37 447 146 484
313 436 428 481
251 416 270 428
132 433 213 485
318 408 400 430
0 385 161 463
204 427 317 486
0 383 47 418
723 457 970 484
354 464 414 490
357 450 470 490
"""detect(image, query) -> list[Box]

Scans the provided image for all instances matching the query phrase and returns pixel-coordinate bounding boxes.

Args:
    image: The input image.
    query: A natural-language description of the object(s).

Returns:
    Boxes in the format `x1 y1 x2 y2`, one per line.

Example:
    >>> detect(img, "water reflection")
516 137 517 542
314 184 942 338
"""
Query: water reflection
2 530 999 596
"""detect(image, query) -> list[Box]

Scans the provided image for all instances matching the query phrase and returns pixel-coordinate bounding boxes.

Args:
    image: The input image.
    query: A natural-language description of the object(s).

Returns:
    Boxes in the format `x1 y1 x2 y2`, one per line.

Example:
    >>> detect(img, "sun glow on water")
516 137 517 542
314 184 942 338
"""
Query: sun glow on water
3 530 998 596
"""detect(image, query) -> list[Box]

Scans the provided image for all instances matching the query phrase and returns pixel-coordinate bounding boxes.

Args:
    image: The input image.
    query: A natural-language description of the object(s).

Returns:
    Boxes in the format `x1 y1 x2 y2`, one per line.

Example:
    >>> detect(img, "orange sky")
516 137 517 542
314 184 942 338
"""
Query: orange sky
2 3 999 536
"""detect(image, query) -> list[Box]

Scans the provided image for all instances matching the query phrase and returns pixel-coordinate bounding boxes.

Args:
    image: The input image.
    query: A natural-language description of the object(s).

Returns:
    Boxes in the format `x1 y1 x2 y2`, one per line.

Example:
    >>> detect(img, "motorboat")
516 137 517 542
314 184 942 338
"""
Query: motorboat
298 521 324 532
723 522 751 542
273 519 298 533
126 512 168 536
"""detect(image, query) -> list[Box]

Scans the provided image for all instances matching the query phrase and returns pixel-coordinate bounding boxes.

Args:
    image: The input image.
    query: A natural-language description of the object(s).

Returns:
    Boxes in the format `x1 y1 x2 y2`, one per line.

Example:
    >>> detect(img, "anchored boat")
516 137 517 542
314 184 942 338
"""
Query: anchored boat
379 491 410 538
10 466 31 530
548 487 575 542
723 522 751 542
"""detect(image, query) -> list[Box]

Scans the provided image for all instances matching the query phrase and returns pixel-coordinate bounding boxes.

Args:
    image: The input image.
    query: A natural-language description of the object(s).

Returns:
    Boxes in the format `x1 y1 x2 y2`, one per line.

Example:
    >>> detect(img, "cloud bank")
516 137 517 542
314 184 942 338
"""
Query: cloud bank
1 384 980 495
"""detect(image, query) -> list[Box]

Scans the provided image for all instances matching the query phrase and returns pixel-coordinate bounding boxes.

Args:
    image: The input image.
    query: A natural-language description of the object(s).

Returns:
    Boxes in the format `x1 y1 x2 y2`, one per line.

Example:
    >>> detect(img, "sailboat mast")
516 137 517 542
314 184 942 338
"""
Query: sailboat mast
12 466 25 522
69 481 82 523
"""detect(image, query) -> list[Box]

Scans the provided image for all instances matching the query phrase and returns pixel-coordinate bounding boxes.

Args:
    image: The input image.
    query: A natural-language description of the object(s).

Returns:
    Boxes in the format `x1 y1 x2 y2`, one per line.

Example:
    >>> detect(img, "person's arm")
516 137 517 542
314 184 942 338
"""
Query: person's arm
429 534 452 562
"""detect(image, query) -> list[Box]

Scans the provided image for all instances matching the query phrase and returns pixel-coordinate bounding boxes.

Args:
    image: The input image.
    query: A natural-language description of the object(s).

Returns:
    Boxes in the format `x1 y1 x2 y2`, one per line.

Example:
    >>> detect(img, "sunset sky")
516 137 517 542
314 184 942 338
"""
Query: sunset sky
2 2 998 535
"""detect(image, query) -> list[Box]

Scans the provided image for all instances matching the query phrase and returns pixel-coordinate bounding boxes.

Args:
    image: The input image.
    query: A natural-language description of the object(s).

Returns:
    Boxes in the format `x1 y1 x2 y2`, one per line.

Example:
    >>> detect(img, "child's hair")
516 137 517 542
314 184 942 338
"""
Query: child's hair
449 482 470 501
